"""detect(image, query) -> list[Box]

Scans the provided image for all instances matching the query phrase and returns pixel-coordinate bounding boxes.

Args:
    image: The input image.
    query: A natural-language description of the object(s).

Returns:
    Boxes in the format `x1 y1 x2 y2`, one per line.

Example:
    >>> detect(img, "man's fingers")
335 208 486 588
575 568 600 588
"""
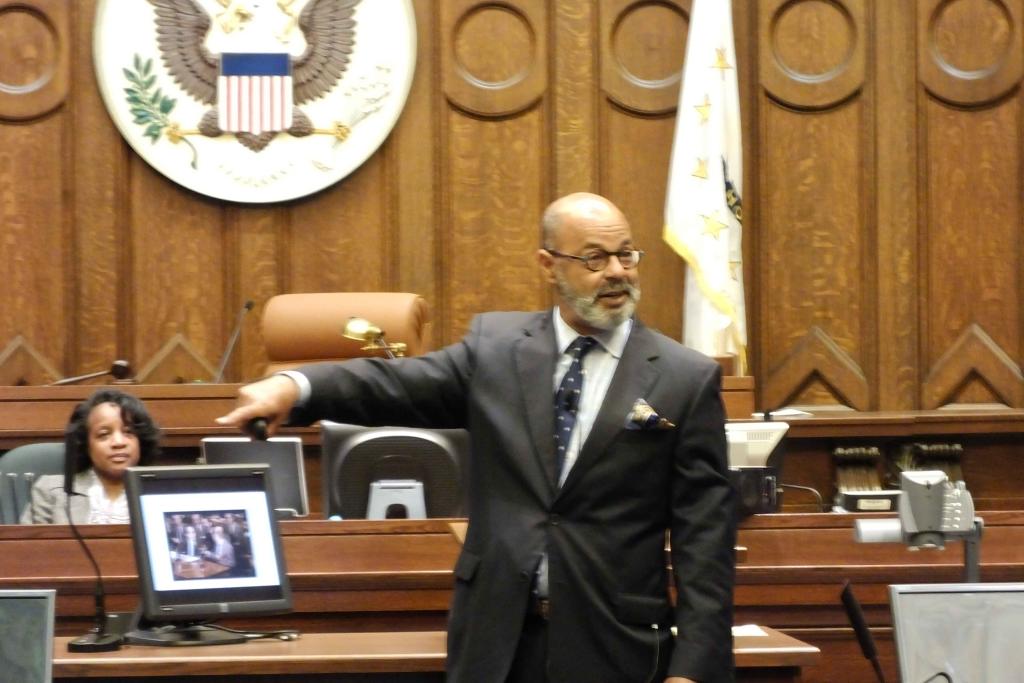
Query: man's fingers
215 374 300 432
215 406 260 429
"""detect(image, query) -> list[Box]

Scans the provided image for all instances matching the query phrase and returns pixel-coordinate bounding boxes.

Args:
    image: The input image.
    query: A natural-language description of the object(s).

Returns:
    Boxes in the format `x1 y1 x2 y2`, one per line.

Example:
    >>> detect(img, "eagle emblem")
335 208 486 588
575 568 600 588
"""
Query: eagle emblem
149 0 360 152
92 0 417 203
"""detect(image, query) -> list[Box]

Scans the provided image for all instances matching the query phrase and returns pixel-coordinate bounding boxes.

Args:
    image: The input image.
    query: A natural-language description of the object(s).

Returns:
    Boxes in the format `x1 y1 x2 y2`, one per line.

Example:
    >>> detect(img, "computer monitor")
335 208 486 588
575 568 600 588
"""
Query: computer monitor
0 589 54 682
725 421 788 516
123 464 292 646
890 582 1024 682
724 421 788 468
319 420 466 520
200 437 309 518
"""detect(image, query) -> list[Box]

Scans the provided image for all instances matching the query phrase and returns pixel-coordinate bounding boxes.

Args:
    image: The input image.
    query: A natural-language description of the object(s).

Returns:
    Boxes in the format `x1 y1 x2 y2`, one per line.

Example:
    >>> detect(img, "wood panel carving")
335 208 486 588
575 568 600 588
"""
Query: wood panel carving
918 0 1023 106
440 0 547 116
0 93 68 380
759 0 865 109
444 109 548 338
552 2 598 195
0 0 68 120
0 336 60 385
129 162 226 379
598 0 691 338
920 0 1024 408
134 333 218 384
599 0 690 115
3 0 1024 419
439 0 550 340
921 324 1024 409
602 110 685 341
873 0 918 411
758 0 872 409
761 326 868 411
70 2 130 379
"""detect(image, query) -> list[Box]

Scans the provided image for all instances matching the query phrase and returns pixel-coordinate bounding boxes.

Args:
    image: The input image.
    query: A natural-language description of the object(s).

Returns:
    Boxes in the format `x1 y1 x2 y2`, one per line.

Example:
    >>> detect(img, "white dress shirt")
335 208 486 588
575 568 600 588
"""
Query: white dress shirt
551 308 631 485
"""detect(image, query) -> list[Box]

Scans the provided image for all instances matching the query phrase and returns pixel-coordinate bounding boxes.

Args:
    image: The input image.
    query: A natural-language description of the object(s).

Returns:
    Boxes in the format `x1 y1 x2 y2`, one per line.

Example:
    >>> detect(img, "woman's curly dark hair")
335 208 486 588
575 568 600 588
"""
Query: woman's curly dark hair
64 389 161 475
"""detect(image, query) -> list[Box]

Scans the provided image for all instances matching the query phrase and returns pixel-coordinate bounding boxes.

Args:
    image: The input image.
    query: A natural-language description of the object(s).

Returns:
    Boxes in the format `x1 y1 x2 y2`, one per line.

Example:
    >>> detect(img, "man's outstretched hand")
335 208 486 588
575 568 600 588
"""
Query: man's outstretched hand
216 374 301 437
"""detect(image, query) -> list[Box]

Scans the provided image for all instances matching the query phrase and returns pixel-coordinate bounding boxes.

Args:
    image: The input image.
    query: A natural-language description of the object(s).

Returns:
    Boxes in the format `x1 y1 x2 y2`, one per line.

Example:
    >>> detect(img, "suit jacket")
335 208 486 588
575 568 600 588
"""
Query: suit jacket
206 537 236 567
21 472 92 524
176 535 201 558
292 311 736 682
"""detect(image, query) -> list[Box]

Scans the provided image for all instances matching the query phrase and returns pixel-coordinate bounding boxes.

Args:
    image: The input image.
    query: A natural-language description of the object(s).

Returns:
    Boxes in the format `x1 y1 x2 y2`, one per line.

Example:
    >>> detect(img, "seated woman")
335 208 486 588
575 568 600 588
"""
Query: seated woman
21 388 160 524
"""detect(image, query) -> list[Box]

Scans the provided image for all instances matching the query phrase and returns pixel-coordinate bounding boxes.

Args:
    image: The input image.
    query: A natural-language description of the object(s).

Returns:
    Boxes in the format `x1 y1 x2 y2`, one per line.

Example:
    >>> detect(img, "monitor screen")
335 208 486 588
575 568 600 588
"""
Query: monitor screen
0 589 54 682
200 437 309 518
124 464 291 645
890 582 1024 682
320 421 467 520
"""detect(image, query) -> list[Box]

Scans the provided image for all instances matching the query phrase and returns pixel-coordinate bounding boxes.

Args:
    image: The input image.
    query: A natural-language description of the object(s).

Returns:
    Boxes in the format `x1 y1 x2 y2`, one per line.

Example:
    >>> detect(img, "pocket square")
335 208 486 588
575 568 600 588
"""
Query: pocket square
625 398 675 431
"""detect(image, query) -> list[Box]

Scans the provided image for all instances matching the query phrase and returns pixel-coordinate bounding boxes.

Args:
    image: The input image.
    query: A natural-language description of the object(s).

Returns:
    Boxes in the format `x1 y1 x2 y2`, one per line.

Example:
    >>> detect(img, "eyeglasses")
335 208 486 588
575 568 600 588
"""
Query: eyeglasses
546 248 643 272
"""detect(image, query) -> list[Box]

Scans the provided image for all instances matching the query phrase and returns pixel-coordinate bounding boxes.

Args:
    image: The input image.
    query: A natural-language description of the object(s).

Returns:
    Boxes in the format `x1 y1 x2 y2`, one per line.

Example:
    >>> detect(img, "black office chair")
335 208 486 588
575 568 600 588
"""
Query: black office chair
0 443 65 524
320 421 467 520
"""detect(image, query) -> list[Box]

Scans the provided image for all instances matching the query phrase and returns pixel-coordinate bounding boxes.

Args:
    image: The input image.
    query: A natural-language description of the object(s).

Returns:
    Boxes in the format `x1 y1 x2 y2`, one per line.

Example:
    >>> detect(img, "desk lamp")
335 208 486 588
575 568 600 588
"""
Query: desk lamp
342 317 407 360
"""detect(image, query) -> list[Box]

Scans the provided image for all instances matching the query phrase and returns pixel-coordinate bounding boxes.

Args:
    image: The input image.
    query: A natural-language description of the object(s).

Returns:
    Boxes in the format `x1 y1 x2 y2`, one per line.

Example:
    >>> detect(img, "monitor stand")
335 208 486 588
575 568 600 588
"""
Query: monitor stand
366 479 426 519
122 607 249 646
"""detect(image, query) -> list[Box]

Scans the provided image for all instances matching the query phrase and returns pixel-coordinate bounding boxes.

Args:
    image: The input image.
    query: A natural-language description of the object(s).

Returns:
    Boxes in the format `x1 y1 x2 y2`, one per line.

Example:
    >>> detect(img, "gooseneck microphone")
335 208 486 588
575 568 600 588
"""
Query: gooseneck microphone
52 360 133 386
841 580 886 683
64 458 122 651
214 300 255 383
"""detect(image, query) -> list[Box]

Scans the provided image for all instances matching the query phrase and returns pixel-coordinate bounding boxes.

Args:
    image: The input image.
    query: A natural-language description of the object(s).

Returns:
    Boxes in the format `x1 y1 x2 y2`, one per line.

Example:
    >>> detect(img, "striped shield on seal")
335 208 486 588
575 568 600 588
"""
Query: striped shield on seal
217 53 293 135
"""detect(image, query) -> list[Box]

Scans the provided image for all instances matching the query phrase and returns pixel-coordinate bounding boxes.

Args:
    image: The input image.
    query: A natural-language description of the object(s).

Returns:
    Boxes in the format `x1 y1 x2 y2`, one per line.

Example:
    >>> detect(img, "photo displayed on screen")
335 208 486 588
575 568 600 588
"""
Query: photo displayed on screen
139 488 282 594
164 511 254 581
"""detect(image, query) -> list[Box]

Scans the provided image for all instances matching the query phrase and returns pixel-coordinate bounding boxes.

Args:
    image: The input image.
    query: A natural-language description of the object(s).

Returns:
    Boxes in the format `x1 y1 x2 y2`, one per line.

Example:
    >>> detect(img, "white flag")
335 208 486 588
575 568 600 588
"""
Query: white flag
663 0 747 372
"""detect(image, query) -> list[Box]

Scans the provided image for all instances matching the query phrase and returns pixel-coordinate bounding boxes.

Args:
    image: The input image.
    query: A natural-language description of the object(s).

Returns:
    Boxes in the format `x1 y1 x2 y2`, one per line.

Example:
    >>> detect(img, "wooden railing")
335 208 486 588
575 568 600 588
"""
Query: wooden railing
3 513 1023 682
0 378 755 517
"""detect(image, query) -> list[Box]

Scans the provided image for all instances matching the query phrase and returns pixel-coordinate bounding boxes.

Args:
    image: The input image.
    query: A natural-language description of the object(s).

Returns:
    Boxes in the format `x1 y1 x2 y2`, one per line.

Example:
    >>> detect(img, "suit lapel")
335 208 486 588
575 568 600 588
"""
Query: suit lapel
558 321 660 498
70 477 92 523
513 314 560 494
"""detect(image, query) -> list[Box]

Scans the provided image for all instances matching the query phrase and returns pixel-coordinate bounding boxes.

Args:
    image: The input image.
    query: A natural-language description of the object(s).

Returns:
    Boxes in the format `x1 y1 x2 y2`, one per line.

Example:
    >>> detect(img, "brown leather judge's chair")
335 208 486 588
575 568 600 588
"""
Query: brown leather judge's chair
261 292 431 375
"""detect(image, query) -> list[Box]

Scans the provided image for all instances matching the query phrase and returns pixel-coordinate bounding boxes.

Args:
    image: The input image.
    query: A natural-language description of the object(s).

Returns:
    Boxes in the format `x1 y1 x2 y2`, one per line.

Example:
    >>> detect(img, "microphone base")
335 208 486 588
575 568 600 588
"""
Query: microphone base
67 611 133 652
67 631 123 652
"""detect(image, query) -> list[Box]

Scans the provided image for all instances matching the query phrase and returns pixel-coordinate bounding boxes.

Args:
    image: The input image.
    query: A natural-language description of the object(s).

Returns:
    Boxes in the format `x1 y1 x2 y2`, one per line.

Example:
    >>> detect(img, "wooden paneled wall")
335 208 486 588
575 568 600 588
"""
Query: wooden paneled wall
1 0 1022 412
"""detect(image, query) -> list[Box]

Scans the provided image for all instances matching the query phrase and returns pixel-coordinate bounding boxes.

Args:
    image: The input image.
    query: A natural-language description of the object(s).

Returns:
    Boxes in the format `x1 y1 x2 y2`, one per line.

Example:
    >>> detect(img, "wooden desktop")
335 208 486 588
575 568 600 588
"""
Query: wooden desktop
53 627 818 682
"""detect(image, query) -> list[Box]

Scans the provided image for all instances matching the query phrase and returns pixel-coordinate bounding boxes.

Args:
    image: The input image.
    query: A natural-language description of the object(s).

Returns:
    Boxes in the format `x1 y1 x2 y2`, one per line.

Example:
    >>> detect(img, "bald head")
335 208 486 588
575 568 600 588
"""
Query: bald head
537 192 640 334
541 193 628 250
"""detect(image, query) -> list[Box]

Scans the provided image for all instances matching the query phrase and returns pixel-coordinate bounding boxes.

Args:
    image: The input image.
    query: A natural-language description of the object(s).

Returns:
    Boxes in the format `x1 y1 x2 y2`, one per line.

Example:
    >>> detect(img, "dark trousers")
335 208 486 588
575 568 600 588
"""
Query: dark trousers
504 613 673 683
505 613 548 683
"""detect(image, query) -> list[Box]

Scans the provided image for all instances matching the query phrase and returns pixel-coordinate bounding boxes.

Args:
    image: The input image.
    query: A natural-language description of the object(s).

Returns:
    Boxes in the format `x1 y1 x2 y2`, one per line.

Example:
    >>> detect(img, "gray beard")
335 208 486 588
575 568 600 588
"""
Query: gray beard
555 273 641 331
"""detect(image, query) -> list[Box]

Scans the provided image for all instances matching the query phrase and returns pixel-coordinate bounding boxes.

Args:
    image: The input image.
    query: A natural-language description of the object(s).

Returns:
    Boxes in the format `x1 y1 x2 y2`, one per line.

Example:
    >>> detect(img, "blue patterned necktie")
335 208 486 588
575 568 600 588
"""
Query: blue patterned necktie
553 336 598 481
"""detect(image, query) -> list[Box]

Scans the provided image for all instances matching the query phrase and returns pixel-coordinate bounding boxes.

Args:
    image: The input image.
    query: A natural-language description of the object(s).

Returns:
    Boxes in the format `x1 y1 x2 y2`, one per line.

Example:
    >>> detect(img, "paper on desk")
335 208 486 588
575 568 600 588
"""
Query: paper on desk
732 624 767 637
752 408 812 419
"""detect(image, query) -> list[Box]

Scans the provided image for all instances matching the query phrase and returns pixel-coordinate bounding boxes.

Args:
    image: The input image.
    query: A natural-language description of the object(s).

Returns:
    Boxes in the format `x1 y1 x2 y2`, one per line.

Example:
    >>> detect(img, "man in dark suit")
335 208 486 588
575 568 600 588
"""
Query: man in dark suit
218 193 736 682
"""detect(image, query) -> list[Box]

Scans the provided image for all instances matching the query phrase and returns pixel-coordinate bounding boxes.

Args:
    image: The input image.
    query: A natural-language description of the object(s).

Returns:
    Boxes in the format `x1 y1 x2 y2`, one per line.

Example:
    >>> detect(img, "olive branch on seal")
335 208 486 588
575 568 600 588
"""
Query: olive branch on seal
123 54 199 169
